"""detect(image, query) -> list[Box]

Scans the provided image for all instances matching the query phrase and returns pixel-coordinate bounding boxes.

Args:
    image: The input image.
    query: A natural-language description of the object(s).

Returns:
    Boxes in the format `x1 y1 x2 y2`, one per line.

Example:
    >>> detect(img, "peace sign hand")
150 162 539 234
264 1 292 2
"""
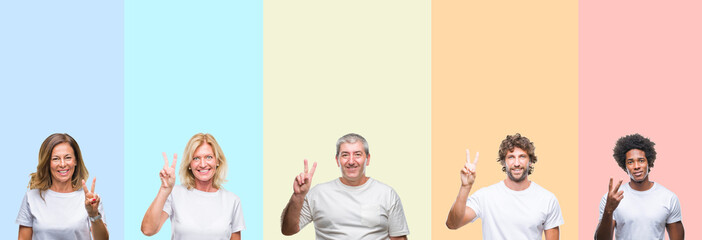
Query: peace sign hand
461 149 479 186
160 152 177 190
604 178 624 214
82 177 101 217
293 159 317 196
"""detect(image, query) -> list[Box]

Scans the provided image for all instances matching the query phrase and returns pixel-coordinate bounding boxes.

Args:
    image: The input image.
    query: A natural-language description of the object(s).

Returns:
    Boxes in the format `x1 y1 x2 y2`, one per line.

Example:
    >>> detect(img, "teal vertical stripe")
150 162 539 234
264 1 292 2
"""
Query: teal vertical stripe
125 1 262 239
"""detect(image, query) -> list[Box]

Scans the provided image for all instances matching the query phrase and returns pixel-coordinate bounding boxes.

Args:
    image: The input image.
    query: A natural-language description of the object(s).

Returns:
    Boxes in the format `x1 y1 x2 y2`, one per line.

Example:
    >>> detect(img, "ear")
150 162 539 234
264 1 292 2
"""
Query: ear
336 156 340 167
365 154 370 166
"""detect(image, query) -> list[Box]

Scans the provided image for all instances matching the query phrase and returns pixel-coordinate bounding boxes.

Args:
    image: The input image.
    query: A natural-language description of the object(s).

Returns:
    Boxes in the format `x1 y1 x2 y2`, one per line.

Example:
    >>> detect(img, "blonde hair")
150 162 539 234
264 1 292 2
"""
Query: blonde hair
179 133 228 189
28 133 89 193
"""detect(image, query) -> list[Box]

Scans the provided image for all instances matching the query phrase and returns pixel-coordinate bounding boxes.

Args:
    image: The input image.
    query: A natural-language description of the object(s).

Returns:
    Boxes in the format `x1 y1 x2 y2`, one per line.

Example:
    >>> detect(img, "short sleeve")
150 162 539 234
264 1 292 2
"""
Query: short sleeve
666 194 682 224
163 192 174 216
543 195 564 230
230 196 246 233
299 195 312 230
387 189 409 237
16 192 33 227
465 190 482 223
598 192 608 220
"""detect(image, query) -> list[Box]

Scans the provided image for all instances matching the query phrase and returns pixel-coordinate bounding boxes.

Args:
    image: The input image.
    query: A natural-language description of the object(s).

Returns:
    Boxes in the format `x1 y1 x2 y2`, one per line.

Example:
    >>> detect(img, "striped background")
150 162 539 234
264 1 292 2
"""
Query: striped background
2 1 700 239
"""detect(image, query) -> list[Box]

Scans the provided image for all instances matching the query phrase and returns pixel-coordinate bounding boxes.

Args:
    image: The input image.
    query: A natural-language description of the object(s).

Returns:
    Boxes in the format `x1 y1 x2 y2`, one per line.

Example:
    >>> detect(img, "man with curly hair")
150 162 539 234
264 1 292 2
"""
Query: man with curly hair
446 133 563 240
595 133 685 240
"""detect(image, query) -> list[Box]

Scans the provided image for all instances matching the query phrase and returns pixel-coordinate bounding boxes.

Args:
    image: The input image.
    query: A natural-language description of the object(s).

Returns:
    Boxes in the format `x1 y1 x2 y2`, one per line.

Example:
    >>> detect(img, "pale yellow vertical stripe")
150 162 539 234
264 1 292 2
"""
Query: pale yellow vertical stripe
431 0 578 239
263 1 430 239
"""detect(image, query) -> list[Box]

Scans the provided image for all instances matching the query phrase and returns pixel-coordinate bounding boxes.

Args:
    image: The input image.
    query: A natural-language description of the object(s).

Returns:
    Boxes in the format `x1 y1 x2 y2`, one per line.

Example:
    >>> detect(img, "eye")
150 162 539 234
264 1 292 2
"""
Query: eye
193 157 200 161
206 155 213 160
354 153 362 158
52 157 59 161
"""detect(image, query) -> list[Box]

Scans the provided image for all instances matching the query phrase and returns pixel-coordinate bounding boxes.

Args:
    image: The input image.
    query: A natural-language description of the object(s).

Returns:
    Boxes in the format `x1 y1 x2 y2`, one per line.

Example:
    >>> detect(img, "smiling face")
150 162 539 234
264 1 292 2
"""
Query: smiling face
504 147 529 182
625 149 649 183
190 143 217 185
49 142 76 185
336 141 369 185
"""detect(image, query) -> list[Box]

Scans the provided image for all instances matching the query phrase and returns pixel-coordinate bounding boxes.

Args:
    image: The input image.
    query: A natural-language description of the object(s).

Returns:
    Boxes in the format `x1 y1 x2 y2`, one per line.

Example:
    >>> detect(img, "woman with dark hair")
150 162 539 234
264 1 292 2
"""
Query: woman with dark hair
16 133 108 240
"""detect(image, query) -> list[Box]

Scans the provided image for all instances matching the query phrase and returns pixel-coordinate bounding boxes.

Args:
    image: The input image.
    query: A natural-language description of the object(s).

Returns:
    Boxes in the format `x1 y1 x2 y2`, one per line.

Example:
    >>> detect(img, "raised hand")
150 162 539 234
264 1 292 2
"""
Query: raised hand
293 159 317 195
461 149 479 186
160 152 177 189
82 177 100 217
604 178 624 214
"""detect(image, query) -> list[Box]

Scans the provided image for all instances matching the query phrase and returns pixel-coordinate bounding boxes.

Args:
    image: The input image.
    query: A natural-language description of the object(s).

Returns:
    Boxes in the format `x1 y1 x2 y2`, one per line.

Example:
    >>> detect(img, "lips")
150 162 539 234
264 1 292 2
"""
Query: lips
633 171 644 177
197 169 211 174
57 169 70 176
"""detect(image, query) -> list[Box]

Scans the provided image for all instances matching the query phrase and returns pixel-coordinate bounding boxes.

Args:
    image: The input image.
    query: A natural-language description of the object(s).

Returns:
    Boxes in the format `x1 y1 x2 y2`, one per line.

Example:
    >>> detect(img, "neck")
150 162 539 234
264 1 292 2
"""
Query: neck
340 176 369 186
629 177 653 191
504 177 531 191
194 179 217 192
50 180 74 193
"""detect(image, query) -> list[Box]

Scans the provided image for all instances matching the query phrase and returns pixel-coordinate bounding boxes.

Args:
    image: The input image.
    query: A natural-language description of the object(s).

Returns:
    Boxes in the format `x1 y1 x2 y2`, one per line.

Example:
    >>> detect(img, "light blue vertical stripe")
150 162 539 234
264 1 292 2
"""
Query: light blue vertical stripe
0 1 125 239
124 1 263 239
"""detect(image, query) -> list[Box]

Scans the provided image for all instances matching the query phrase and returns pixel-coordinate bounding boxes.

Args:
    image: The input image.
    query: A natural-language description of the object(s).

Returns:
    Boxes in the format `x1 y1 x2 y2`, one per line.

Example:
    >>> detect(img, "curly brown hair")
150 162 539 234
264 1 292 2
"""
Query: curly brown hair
497 133 537 175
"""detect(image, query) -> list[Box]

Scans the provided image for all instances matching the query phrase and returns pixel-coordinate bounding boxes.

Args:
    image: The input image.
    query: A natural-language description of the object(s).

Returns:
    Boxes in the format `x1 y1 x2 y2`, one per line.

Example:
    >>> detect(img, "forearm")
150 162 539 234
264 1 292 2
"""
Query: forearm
91 220 109 240
281 193 305 235
594 212 614 240
446 184 472 229
141 187 170 235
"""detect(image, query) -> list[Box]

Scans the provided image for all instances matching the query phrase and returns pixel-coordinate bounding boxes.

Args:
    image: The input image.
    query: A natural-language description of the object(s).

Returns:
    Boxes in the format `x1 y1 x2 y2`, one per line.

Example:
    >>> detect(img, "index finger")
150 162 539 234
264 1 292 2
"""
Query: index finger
608 177 613 191
466 149 470 163
82 179 89 195
91 177 96 193
162 152 169 168
473 152 480 165
614 179 623 192
304 159 309 174
171 153 178 168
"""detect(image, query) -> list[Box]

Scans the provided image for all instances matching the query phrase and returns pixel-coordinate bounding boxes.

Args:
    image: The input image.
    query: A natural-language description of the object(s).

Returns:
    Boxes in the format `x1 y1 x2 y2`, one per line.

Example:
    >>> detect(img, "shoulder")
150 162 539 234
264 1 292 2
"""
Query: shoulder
308 178 338 194
652 182 679 201
218 188 242 202
369 178 395 191
473 181 505 195
529 181 557 198
25 189 41 198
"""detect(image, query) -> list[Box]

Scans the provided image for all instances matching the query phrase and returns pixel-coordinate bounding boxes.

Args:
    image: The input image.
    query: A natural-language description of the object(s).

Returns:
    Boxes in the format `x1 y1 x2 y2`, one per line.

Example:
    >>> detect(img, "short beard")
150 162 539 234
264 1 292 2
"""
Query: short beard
506 162 529 182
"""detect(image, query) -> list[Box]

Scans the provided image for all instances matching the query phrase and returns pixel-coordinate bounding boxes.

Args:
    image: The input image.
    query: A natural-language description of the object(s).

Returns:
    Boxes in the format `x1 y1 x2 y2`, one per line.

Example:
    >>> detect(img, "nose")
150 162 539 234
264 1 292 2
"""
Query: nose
59 158 66 167
200 159 206 168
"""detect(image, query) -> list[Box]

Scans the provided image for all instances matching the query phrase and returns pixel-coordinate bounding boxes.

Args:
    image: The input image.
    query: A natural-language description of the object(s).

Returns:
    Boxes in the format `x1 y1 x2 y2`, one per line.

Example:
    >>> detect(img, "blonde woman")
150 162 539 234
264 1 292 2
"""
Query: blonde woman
141 133 245 239
16 133 108 240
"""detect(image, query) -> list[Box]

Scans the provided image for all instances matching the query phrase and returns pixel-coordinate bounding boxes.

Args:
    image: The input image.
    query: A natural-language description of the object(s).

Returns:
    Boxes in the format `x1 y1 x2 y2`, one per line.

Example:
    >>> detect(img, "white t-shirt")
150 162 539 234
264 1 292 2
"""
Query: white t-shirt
163 184 245 240
598 182 682 240
300 178 410 240
466 180 563 240
16 188 106 240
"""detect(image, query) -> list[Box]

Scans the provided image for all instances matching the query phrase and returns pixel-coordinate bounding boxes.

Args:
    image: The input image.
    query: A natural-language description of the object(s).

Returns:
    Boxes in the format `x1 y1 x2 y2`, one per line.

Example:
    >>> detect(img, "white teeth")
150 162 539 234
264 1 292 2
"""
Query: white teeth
59 170 68 173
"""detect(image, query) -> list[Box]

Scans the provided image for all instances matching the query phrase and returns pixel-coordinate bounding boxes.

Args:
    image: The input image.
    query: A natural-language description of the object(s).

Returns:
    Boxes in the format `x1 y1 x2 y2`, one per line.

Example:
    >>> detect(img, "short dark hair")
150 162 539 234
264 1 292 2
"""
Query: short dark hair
497 133 537 175
613 133 656 172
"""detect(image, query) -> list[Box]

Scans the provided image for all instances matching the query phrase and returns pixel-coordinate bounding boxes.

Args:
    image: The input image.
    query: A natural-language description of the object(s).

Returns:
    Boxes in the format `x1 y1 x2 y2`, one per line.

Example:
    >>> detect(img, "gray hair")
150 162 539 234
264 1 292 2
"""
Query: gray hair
335 133 369 157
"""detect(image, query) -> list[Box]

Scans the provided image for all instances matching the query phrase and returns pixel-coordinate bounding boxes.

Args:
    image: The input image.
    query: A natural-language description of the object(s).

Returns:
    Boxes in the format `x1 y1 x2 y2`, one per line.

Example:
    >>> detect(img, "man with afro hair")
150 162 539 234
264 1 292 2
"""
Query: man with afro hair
595 133 684 240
